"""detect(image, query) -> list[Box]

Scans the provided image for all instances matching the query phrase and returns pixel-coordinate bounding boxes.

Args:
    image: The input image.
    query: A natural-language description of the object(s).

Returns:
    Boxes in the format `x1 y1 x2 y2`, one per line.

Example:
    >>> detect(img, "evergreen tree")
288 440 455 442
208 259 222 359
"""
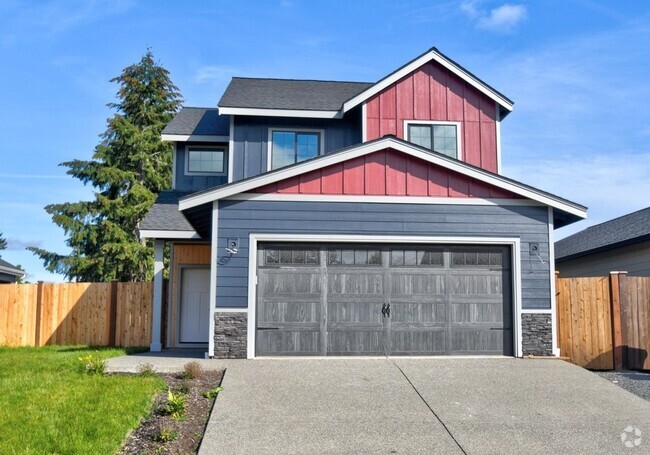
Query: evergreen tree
0 232 6 255
30 50 182 282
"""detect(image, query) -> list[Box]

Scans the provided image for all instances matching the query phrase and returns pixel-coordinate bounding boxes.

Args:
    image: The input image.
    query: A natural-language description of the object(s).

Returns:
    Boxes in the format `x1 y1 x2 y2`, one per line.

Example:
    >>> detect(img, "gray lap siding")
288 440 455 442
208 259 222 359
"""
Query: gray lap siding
215 200 552 310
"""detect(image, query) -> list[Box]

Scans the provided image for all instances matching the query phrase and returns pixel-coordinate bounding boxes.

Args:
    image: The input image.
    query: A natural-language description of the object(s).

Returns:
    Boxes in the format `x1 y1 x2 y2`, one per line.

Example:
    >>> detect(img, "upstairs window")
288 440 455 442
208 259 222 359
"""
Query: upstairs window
406 122 460 159
269 129 322 170
186 147 226 175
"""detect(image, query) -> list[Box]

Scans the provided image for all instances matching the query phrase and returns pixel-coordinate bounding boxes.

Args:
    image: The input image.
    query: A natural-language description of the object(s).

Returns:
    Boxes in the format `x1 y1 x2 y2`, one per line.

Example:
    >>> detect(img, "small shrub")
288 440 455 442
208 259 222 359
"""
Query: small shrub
137 363 157 377
154 425 178 443
164 388 186 420
176 383 189 395
203 386 224 399
78 353 106 375
181 361 204 380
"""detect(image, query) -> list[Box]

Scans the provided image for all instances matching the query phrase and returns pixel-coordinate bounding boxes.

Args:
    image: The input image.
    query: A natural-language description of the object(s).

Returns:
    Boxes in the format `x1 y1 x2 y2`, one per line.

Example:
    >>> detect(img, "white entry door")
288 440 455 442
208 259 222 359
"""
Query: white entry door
179 268 210 344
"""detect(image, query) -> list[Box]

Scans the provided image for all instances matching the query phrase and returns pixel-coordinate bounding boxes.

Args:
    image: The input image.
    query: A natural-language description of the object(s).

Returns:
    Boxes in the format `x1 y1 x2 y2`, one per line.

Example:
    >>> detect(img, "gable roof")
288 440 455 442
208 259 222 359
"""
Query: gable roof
556 207 650 261
140 190 200 239
178 136 586 226
0 258 25 277
218 78 373 118
342 47 513 117
217 47 513 120
161 107 230 141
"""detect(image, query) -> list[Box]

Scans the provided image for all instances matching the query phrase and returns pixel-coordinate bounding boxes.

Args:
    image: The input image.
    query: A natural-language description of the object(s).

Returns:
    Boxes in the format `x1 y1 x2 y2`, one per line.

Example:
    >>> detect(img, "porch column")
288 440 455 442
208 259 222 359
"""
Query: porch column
150 239 164 352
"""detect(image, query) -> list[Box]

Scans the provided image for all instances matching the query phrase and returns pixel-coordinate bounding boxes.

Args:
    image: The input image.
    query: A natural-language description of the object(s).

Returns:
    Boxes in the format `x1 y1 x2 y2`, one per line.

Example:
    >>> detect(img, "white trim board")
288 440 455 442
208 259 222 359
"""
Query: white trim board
208 202 219 358
245 233 523 359
342 48 514 115
140 230 200 240
218 107 341 119
179 136 587 220
162 134 230 142
228 116 235 183
227 193 545 207
548 207 559 356
0 265 25 277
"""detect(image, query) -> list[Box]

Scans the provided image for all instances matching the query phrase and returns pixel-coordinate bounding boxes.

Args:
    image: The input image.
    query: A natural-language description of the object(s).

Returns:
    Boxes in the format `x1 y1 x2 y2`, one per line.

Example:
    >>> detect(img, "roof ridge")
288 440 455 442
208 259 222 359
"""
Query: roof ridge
230 76 374 85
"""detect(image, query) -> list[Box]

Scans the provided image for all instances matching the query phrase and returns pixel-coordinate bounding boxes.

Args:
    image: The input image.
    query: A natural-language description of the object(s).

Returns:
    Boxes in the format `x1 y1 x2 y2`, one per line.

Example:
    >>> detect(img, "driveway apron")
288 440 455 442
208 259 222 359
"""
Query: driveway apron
200 358 650 454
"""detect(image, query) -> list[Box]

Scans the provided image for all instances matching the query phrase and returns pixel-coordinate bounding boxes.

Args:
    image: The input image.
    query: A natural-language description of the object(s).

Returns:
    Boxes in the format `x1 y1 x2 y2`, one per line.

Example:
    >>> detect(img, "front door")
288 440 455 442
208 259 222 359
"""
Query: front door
179 268 210 344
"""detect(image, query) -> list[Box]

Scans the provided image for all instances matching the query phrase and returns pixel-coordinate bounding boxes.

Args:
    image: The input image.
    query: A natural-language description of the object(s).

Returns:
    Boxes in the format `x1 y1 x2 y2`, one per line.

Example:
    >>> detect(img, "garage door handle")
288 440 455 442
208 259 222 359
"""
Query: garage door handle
382 303 390 318
258 327 280 330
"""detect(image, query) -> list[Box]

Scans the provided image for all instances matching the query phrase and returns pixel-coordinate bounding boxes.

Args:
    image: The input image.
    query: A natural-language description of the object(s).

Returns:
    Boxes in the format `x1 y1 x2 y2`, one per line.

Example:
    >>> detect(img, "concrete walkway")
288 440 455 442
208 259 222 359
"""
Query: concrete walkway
105 349 231 373
200 358 650 454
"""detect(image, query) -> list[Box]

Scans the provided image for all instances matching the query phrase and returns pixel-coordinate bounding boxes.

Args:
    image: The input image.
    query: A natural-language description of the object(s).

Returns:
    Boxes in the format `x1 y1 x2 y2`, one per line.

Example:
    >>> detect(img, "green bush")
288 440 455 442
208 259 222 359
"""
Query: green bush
164 388 186 420
78 353 106 375
203 386 224 399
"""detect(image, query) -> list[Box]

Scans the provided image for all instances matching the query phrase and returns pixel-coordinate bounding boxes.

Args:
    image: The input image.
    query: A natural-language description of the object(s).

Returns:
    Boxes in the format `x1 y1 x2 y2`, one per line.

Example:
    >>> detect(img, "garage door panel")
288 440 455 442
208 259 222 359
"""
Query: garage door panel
256 330 320 355
328 271 383 295
327 330 384 355
262 270 321 294
451 329 509 354
390 273 446 295
327 301 383 324
450 302 505 324
258 301 320 324
391 329 447 354
390 302 446 324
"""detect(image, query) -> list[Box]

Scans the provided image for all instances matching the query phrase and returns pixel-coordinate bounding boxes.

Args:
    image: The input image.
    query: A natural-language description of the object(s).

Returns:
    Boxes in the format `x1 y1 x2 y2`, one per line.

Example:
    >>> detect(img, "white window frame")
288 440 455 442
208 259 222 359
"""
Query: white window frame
403 120 463 160
185 145 228 176
267 128 325 171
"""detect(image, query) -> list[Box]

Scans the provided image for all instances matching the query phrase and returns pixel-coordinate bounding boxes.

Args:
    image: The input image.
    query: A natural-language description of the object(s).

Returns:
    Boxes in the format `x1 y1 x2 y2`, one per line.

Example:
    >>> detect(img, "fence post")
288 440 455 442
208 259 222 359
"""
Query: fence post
34 281 44 346
610 272 624 370
108 280 118 346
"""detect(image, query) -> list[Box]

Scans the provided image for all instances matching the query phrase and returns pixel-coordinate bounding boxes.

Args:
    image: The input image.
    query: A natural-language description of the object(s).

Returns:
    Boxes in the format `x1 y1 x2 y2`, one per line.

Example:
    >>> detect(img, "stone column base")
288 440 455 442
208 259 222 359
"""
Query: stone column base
213 312 247 359
521 313 553 356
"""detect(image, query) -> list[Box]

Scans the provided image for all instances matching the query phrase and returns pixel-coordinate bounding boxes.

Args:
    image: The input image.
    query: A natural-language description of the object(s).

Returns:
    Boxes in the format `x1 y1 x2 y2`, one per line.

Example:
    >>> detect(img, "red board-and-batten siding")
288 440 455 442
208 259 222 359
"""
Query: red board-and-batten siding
365 61 499 173
254 149 519 198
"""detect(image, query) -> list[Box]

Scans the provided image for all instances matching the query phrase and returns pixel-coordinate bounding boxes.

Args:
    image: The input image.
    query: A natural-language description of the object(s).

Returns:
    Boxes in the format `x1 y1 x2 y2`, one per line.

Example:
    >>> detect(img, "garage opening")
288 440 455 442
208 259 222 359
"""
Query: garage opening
255 243 513 356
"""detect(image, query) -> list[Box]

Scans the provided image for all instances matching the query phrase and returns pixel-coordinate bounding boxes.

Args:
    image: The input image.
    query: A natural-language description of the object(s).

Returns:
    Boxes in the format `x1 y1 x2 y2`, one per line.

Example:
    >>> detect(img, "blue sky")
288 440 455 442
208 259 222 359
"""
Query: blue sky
1 0 649 282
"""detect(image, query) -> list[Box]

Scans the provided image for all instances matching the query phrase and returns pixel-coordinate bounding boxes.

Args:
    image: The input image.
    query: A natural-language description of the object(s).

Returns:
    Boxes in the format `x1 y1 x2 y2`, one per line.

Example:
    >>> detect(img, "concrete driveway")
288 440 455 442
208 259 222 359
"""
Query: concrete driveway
199 358 650 454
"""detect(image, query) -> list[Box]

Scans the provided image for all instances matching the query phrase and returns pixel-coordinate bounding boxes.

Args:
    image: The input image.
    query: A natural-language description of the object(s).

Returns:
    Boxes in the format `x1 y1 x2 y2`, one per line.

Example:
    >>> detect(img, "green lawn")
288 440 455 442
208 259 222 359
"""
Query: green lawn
0 346 164 455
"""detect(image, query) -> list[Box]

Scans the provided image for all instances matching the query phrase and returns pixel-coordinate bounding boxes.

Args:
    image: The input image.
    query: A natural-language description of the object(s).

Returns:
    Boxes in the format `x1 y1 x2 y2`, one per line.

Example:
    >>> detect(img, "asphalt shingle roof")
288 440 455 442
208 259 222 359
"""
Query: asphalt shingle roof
140 191 196 232
218 78 374 111
555 207 650 260
0 258 24 275
162 107 230 136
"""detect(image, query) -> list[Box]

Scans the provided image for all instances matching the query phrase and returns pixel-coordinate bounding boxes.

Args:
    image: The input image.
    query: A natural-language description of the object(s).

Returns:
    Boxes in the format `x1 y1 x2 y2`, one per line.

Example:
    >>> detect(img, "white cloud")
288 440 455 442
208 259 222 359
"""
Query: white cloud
460 1 527 33
478 4 527 32
193 65 242 85
5 238 42 251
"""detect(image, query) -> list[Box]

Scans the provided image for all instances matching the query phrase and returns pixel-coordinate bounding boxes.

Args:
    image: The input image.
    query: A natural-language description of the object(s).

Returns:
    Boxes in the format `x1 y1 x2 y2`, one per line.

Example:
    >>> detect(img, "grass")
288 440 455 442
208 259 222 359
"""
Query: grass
0 345 165 455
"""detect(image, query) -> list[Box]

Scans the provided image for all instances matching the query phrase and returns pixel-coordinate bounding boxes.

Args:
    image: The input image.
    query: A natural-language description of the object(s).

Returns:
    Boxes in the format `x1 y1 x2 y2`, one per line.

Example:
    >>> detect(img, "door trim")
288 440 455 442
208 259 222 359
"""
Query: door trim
178 265 211 346
247 234 523 359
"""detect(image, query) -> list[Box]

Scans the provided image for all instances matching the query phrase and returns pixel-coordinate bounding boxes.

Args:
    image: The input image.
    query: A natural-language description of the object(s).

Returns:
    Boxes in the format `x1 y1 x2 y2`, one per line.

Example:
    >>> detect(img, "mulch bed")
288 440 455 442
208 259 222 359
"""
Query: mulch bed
119 368 224 454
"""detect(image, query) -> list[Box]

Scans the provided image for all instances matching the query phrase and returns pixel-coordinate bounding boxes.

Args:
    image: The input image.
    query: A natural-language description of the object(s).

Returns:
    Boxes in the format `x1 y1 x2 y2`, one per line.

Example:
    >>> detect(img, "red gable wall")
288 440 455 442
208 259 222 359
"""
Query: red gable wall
254 149 519 198
365 61 498 173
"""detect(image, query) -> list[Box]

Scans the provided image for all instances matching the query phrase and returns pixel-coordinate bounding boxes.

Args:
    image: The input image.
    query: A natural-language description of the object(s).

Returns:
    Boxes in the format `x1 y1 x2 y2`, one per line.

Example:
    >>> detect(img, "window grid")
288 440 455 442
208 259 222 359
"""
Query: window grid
328 249 381 266
390 249 444 267
407 123 458 158
187 149 225 174
271 131 321 170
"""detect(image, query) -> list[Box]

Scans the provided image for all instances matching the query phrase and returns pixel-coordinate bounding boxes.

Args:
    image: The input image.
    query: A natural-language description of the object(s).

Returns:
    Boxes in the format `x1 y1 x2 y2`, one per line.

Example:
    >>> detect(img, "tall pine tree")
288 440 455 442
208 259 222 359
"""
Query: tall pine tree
0 232 7 255
30 51 182 282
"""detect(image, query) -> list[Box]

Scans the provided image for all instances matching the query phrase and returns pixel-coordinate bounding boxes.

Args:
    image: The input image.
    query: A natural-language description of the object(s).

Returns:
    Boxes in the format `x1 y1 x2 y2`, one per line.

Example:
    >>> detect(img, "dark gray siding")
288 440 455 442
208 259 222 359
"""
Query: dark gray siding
556 240 650 277
232 111 362 181
215 201 551 310
174 141 228 192
0 272 18 283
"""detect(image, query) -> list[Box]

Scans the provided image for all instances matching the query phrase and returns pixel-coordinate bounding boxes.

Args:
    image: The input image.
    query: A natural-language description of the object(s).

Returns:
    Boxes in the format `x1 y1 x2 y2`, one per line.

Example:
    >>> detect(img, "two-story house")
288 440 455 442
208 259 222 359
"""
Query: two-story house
140 47 587 359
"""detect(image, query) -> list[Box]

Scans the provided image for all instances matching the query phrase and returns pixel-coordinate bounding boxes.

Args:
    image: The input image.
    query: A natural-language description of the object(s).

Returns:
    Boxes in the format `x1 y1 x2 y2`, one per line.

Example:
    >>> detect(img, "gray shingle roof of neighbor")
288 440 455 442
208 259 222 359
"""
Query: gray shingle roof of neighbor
555 206 650 260
0 258 24 275
218 78 374 111
140 191 196 232
162 108 230 136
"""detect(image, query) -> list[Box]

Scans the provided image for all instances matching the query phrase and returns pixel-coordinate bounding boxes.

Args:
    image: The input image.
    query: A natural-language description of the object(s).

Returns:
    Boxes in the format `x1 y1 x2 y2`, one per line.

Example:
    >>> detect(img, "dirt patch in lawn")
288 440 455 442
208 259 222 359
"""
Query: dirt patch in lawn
119 368 224 454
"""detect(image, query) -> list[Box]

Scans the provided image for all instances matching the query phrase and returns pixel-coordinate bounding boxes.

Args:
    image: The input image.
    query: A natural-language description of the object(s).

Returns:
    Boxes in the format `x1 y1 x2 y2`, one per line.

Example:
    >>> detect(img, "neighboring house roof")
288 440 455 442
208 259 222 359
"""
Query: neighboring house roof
218 78 373 116
161 107 230 141
178 136 587 227
556 207 650 261
0 258 25 277
217 47 513 119
140 191 200 239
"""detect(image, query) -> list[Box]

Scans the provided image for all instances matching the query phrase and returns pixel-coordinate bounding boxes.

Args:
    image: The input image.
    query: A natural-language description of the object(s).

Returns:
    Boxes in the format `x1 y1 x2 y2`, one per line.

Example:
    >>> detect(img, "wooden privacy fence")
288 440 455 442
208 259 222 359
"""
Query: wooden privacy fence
557 273 650 371
0 281 153 347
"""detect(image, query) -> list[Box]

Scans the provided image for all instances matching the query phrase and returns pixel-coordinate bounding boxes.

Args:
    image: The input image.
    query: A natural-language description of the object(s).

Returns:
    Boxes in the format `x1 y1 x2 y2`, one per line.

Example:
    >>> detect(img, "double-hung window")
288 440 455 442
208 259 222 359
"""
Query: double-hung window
186 146 226 175
406 122 460 159
269 130 322 170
